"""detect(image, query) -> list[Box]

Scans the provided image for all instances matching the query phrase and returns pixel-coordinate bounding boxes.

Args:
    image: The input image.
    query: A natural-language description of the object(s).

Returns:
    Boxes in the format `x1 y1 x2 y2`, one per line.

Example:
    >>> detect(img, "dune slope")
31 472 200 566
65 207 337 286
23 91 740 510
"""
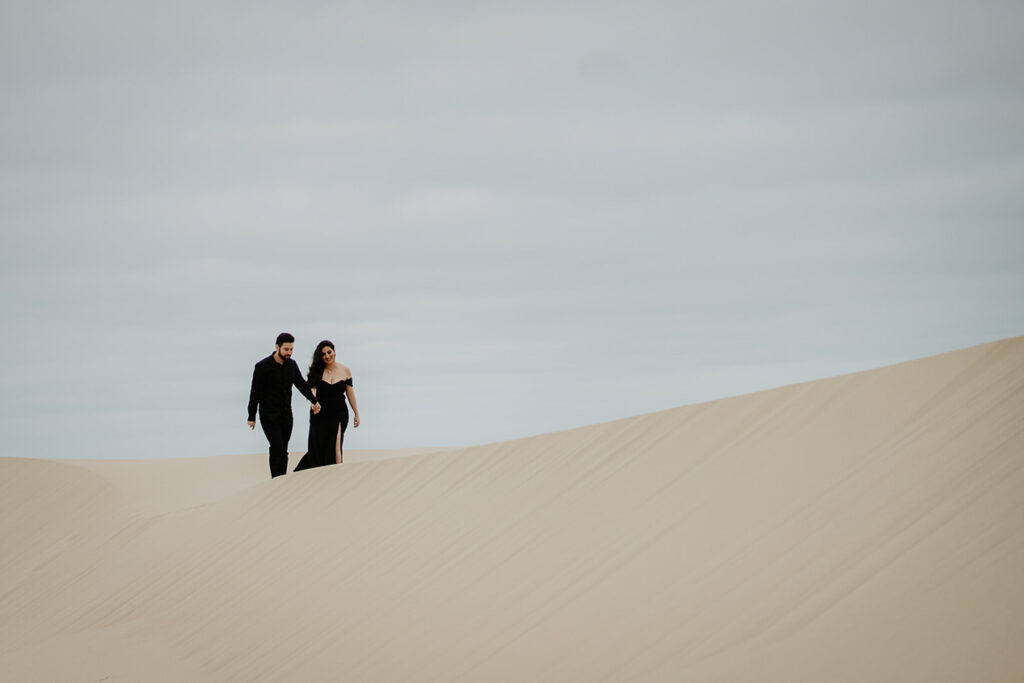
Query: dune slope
2 338 1023 681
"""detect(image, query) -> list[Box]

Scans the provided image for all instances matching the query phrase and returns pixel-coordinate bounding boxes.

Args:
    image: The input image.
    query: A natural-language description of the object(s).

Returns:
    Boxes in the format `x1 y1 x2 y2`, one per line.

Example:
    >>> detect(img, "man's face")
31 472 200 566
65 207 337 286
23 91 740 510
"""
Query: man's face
276 342 294 360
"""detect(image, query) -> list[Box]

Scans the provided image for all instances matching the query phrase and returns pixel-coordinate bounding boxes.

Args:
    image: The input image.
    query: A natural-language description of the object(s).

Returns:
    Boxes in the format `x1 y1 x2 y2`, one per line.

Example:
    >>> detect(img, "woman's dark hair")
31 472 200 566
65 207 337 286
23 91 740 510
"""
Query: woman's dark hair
276 332 295 346
307 340 336 386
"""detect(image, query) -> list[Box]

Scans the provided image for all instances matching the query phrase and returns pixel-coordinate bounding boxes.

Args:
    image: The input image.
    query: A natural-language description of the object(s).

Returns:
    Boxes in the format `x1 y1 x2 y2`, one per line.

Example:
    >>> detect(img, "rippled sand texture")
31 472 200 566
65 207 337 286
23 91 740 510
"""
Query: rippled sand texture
2 337 1022 682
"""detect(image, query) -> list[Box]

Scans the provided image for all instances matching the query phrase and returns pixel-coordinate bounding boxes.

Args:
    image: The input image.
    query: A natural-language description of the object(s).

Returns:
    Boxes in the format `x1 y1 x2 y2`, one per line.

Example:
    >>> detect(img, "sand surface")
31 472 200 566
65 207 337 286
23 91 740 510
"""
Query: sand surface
2 338 1023 681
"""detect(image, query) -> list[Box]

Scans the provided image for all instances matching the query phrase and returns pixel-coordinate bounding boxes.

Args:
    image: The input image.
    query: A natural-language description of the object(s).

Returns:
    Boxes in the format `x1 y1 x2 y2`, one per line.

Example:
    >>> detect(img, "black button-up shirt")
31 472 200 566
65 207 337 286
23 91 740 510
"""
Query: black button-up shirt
247 353 318 422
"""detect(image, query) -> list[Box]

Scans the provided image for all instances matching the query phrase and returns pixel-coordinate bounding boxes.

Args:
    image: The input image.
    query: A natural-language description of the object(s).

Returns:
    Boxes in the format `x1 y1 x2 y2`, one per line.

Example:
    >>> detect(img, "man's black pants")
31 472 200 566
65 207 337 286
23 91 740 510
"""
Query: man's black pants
259 412 294 478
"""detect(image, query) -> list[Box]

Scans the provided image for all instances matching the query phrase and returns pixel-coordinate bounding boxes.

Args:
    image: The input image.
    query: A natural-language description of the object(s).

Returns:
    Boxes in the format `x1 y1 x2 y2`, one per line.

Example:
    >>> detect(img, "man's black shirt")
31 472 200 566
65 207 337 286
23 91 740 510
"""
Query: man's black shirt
248 353 318 422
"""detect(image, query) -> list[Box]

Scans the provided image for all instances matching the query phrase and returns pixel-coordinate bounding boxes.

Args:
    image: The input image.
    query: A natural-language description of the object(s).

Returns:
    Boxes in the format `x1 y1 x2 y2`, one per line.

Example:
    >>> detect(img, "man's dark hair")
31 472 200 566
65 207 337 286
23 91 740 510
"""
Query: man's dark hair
276 332 295 346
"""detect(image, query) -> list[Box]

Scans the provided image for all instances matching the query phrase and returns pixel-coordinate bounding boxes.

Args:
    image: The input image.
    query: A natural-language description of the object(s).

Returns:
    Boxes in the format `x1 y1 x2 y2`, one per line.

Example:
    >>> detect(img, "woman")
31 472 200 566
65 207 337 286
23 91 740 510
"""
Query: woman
294 340 360 471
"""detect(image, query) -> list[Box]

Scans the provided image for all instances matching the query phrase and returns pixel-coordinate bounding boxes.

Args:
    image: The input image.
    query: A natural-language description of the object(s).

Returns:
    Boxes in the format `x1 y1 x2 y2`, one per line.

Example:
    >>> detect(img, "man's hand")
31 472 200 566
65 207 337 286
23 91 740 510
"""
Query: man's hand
312 402 321 414
247 420 255 430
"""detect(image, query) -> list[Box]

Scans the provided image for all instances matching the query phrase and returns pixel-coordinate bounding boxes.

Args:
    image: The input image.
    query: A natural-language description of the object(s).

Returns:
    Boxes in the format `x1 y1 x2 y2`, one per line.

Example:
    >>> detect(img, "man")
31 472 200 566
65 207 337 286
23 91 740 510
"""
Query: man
247 332 321 478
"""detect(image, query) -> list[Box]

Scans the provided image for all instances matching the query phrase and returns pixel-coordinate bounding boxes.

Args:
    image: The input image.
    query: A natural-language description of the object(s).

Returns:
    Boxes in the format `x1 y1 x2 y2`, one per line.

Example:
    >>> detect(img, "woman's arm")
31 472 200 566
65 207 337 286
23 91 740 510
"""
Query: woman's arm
346 379 360 428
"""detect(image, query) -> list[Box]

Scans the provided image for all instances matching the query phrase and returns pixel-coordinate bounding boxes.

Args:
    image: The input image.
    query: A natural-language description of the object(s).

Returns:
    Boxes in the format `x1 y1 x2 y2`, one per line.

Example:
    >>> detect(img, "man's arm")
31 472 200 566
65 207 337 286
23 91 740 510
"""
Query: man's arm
247 362 264 423
291 362 319 405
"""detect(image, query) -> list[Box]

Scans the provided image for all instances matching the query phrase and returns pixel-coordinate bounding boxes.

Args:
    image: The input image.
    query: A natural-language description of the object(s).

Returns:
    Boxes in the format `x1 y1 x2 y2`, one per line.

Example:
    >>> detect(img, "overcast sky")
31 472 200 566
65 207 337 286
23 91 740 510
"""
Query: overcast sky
2 1 1022 460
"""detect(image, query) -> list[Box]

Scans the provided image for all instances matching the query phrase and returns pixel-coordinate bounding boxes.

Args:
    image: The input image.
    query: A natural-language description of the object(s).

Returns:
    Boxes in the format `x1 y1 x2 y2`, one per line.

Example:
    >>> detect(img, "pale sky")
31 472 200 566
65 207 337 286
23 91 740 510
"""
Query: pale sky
2 1 1022 460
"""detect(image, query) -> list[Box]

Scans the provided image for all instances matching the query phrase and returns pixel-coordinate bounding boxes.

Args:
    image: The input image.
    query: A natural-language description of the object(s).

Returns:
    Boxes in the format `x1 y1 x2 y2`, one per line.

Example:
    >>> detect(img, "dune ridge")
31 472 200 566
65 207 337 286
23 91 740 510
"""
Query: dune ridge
2 337 1023 681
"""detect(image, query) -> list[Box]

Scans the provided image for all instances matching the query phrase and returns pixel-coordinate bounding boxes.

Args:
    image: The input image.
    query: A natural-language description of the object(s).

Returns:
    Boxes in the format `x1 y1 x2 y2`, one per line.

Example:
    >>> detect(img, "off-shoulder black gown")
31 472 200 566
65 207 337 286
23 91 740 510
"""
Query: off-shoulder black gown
294 377 352 470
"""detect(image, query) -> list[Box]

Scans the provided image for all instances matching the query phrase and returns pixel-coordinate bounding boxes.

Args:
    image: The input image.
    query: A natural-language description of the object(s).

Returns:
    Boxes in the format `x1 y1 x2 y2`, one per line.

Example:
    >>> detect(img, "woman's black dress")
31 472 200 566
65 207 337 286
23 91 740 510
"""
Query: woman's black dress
294 377 351 470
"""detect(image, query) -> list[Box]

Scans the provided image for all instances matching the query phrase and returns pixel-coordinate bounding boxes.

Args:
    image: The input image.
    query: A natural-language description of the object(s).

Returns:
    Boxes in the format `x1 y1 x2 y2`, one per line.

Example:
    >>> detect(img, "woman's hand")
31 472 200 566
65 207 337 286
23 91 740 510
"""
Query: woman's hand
353 413 360 428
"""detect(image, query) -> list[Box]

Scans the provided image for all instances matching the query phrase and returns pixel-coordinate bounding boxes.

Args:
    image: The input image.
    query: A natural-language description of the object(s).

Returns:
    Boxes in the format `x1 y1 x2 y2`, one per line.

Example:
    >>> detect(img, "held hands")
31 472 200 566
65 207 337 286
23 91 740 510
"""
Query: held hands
312 402 322 415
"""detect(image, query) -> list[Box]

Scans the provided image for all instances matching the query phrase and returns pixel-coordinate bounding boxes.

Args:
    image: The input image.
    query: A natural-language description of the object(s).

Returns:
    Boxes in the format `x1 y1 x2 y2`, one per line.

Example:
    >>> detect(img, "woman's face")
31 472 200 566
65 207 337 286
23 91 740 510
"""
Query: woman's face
321 346 335 365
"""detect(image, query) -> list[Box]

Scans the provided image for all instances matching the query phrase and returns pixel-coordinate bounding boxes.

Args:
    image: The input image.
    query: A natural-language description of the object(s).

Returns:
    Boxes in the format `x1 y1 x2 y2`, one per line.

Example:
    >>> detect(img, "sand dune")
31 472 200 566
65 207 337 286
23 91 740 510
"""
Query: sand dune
2 338 1023 681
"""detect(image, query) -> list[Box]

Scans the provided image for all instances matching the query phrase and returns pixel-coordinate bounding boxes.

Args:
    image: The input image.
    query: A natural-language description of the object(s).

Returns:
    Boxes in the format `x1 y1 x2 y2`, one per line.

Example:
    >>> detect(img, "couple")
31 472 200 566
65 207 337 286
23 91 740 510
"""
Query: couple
247 332 360 478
